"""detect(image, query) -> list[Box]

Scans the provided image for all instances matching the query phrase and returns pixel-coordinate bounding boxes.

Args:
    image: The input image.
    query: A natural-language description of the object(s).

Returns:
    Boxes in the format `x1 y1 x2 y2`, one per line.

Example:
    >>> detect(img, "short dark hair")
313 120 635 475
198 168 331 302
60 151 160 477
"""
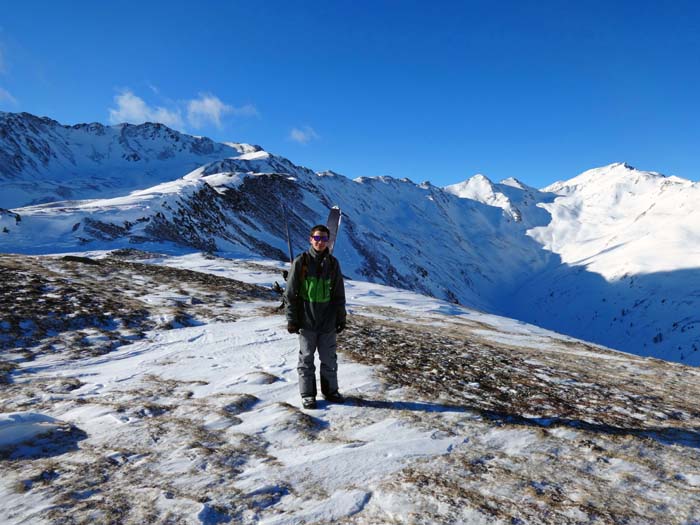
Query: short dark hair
309 224 330 236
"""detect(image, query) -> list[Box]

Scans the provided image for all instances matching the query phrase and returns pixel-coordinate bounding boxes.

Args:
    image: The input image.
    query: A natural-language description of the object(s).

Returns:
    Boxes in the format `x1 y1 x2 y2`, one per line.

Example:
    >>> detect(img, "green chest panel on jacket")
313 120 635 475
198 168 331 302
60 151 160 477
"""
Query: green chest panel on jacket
301 276 332 303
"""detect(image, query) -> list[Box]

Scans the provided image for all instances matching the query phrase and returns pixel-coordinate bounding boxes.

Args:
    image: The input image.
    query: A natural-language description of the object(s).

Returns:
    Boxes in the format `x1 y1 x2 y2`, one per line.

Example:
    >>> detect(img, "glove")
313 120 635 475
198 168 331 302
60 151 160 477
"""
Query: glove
287 323 300 334
336 321 346 334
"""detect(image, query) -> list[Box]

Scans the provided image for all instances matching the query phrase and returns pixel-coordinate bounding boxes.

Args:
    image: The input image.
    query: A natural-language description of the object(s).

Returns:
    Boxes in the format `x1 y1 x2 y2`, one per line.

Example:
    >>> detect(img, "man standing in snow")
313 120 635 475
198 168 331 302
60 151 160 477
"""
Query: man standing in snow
284 224 347 410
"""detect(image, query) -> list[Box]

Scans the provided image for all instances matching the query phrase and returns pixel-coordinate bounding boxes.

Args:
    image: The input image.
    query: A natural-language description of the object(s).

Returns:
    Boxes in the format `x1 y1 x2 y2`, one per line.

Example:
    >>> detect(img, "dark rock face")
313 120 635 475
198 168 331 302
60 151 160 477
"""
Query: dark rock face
0 208 21 224
1 208 21 234
71 173 310 260
83 218 131 241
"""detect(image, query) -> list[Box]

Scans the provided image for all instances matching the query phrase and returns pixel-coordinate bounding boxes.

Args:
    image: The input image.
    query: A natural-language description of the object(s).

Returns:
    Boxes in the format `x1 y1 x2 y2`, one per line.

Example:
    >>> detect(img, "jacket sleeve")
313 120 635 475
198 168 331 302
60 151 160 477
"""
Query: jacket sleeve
284 257 301 325
333 259 347 324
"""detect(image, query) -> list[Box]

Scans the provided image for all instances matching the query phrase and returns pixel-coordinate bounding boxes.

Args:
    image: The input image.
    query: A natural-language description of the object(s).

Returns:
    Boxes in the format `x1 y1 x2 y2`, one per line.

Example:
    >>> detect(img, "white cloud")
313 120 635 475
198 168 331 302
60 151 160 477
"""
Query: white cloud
108 90 184 129
289 126 320 144
186 93 257 129
0 49 5 74
187 93 231 129
0 87 17 106
108 89 256 131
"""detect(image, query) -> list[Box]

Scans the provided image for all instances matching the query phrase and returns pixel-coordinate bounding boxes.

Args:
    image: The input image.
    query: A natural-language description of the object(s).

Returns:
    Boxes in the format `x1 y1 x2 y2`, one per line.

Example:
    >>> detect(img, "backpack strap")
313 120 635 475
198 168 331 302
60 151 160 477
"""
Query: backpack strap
290 252 310 320
301 251 309 282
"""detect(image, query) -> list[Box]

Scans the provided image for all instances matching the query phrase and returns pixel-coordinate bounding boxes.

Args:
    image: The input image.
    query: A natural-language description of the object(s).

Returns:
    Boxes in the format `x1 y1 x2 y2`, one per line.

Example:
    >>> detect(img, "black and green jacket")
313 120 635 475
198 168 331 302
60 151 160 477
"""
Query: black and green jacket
284 248 346 333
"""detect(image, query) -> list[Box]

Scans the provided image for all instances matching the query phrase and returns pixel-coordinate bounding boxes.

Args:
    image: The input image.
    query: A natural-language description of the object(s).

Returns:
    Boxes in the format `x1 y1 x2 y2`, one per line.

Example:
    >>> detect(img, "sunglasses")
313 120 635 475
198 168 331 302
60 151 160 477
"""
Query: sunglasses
311 235 329 242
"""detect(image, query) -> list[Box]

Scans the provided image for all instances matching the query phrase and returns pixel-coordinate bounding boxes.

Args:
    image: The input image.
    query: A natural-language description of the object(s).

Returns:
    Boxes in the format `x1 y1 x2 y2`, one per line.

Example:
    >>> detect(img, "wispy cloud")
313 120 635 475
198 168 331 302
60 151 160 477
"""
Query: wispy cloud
108 89 257 131
187 93 232 129
0 87 17 106
187 93 258 129
0 48 5 74
108 89 184 129
289 126 320 144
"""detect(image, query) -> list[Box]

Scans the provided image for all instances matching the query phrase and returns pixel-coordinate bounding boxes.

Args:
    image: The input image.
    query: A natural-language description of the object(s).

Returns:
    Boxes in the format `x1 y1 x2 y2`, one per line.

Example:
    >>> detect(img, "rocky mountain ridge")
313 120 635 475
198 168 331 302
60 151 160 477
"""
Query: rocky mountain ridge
0 111 257 208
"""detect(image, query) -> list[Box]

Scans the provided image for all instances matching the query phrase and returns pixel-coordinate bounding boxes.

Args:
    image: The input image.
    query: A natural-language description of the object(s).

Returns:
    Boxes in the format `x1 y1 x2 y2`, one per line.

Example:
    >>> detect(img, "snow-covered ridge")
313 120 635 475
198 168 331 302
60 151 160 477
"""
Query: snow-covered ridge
0 112 259 208
444 173 554 226
543 161 694 194
530 162 700 276
445 174 524 222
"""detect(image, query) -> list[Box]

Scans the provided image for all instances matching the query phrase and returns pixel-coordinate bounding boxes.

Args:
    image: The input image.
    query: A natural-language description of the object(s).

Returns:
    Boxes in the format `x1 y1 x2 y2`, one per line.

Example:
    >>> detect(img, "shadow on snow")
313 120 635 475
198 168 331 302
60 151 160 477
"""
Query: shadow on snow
346 395 700 449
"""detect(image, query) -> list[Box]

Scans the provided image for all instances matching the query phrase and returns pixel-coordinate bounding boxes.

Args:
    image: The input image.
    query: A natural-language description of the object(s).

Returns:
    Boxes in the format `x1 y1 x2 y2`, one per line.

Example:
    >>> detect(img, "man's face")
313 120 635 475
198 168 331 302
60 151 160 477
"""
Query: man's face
309 230 330 251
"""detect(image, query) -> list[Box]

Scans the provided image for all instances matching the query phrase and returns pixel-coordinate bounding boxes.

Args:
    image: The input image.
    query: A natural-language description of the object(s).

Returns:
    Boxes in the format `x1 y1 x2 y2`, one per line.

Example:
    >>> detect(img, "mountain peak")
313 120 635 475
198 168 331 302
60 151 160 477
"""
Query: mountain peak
0 111 61 131
607 162 634 170
542 162 673 194
444 173 494 197
470 173 492 183
318 170 346 179
443 174 528 221
499 177 529 190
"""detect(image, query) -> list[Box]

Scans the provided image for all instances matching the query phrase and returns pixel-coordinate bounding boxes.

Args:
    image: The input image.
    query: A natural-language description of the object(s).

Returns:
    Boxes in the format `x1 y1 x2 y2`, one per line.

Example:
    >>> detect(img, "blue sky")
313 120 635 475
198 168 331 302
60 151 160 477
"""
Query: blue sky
1 0 699 188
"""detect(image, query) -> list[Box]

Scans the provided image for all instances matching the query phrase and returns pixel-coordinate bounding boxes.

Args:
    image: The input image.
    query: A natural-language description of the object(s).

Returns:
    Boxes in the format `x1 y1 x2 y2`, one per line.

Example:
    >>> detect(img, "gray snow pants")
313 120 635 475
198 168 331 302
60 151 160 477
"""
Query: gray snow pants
297 328 338 398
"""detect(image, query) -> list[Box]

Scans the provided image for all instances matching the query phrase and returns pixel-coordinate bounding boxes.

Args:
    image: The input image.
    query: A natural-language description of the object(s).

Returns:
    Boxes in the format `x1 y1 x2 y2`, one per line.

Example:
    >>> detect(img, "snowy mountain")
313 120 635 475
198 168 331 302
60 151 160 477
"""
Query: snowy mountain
444 174 547 225
0 138 554 312
0 111 256 208
1 252 699 524
1 112 699 365
510 163 700 363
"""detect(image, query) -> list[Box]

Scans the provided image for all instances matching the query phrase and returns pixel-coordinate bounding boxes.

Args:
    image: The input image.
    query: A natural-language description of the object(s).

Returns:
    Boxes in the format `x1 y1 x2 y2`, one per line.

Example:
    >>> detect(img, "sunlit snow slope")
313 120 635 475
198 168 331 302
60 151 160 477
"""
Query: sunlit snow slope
507 163 700 364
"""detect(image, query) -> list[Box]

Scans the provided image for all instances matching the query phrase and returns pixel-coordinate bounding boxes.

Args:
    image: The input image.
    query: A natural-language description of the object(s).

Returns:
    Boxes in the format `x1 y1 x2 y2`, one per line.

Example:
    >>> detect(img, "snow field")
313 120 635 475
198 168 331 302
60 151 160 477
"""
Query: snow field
2 253 700 523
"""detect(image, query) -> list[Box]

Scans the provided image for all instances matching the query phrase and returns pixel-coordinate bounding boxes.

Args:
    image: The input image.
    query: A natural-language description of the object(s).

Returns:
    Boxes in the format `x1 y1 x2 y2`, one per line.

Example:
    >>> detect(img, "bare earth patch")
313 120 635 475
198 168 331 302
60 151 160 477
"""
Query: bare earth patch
0 252 276 362
339 309 700 523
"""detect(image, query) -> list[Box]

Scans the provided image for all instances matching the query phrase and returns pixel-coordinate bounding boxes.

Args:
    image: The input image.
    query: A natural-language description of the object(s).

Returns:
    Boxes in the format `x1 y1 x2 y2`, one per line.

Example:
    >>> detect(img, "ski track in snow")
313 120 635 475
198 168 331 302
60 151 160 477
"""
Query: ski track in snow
1 253 700 524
